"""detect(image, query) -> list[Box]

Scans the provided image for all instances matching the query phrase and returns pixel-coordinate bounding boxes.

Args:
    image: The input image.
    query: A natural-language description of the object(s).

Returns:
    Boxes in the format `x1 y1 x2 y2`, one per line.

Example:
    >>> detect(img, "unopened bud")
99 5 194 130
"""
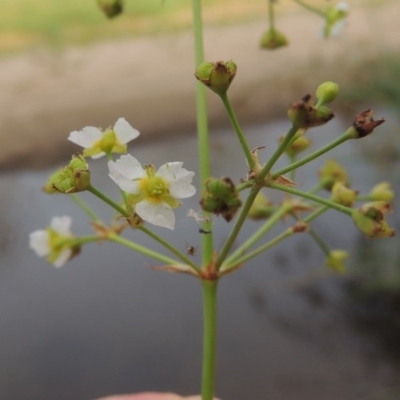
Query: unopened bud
284 135 312 158
247 192 275 220
352 201 395 238
200 177 242 222
331 181 358 207
319 159 349 190
43 154 90 194
288 94 334 129
316 81 339 105
97 0 123 18
369 182 394 202
260 29 288 50
195 61 237 96
326 250 348 273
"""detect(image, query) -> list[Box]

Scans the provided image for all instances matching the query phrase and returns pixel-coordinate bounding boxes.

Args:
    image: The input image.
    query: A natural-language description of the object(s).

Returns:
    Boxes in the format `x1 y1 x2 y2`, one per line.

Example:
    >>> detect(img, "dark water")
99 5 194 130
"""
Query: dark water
0 117 399 400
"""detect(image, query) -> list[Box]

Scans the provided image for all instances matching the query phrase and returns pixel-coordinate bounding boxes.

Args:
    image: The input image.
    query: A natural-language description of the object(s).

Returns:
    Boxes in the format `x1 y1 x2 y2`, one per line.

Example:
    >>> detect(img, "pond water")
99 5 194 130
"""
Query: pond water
0 117 399 400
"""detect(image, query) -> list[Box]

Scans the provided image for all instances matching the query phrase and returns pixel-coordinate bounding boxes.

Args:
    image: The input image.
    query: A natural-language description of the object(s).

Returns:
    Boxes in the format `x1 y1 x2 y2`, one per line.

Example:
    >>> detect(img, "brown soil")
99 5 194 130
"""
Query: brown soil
0 1 398 170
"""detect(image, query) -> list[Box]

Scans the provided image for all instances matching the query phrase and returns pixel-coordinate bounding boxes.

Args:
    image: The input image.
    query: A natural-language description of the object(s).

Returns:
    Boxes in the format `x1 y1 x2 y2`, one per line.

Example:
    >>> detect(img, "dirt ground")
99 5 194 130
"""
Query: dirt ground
0 1 398 170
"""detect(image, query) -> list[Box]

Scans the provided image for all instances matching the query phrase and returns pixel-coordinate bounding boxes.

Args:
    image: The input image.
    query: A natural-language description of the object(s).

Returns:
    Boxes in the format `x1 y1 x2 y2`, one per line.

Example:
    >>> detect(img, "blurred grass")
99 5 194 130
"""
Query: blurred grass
0 0 268 56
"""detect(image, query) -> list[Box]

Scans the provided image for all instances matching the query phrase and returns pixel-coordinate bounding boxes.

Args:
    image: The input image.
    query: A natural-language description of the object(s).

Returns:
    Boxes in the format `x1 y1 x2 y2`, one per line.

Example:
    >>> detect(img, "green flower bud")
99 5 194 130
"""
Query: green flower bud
319 159 349 190
316 81 339 105
200 177 242 222
43 154 90 194
369 182 394 202
260 29 288 50
352 201 395 239
195 61 237 96
347 109 385 139
287 94 334 129
284 135 312 158
326 250 348 274
247 192 275 220
331 181 358 207
97 0 123 18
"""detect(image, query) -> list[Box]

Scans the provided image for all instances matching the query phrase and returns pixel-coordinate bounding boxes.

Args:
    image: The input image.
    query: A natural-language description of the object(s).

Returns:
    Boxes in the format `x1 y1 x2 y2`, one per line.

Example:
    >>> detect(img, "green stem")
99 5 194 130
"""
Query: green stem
268 0 276 31
139 225 200 273
267 182 353 215
292 0 325 17
223 203 292 266
70 193 100 221
87 184 129 217
219 93 254 169
215 125 299 269
215 186 260 269
221 206 327 271
236 180 255 192
272 129 353 179
259 125 299 181
108 232 185 267
59 235 99 248
192 0 214 266
201 280 218 400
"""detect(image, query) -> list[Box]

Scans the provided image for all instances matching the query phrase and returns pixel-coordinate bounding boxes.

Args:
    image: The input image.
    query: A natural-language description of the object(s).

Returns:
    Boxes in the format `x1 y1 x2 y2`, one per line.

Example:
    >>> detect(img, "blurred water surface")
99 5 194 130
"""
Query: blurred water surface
0 117 399 400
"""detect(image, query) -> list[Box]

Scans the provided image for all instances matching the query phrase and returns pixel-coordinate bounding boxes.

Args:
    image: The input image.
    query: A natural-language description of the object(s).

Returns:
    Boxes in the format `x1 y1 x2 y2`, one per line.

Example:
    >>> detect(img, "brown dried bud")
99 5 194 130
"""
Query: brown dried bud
350 109 385 138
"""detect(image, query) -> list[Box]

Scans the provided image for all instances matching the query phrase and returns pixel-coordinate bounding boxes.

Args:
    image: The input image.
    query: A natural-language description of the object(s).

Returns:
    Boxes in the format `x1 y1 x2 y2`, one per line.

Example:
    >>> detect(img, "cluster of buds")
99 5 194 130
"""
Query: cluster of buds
43 154 90 194
200 177 242 222
287 82 339 129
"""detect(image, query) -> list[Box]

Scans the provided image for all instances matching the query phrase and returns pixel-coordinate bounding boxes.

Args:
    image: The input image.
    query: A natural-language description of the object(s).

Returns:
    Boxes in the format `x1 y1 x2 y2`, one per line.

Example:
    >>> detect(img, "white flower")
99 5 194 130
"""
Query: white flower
108 154 196 230
321 1 349 38
29 216 74 268
68 118 140 159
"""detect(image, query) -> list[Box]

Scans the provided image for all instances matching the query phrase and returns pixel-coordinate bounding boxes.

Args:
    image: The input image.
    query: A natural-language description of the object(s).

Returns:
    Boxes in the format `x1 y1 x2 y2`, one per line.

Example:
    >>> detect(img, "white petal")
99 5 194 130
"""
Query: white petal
53 248 72 268
114 118 140 144
50 216 72 236
29 230 50 257
108 158 144 194
136 200 175 230
113 154 146 180
68 126 102 148
157 162 196 198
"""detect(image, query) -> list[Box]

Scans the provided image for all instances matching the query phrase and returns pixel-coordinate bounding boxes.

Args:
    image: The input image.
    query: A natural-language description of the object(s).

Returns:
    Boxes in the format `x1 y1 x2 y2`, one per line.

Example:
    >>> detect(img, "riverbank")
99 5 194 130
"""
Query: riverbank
0 1 398 170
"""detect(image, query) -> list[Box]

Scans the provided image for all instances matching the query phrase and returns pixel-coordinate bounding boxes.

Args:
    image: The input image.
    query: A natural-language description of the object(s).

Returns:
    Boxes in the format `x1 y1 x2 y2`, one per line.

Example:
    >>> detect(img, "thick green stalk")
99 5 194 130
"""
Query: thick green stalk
268 0 276 31
192 0 214 266
201 280 218 400
219 92 254 169
272 129 353 179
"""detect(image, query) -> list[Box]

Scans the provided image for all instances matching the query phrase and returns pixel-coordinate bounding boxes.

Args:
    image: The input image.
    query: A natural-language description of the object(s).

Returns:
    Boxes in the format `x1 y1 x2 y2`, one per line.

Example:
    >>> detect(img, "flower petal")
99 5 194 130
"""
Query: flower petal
29 230 50 257
157 162 196 199
108 154 146 193
114 118 140 144
136 200 175 230
50 216 72 236
68 126 102 148
53 248 72 268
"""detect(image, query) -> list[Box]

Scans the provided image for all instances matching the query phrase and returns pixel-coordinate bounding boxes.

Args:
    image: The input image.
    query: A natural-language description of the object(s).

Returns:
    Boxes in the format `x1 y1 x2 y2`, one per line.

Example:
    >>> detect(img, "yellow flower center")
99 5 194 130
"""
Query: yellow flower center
139 175 170 204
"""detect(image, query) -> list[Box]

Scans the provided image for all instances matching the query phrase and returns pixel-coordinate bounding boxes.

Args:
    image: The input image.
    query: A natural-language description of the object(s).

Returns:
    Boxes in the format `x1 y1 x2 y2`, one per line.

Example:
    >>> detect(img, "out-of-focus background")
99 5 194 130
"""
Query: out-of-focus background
1 1 400 399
